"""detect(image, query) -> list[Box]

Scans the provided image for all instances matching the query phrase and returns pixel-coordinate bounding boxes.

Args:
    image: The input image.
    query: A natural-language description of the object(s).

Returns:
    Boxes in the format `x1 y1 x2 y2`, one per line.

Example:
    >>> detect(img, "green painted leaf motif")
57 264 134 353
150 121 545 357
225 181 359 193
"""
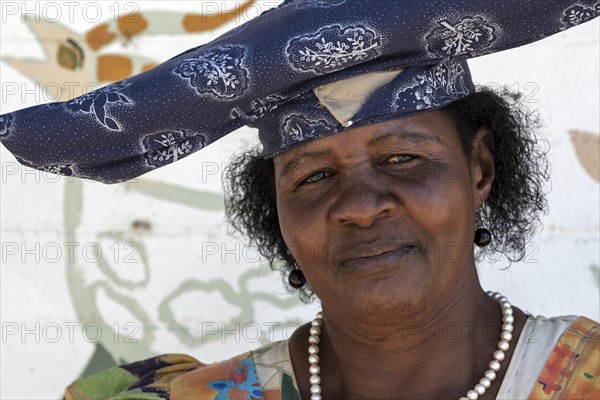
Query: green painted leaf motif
281 372 301 400
583 372 593 379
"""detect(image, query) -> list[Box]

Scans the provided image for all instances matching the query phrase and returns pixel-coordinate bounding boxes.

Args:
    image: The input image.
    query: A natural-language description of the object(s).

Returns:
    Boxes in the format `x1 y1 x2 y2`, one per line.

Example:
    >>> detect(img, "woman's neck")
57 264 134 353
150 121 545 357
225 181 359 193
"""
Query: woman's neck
288 286 528 400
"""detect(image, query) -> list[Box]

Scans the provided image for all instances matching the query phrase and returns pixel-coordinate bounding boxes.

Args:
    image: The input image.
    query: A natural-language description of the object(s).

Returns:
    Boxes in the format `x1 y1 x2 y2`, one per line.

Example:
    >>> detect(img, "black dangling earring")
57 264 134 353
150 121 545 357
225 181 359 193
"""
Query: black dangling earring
474 228 492 247
288 267 306 289
474 203 492 247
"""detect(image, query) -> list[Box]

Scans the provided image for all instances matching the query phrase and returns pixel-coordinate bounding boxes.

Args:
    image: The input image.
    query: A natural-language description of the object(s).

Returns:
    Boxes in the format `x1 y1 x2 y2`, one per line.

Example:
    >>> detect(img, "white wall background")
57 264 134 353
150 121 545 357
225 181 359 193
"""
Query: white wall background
0 2 598 398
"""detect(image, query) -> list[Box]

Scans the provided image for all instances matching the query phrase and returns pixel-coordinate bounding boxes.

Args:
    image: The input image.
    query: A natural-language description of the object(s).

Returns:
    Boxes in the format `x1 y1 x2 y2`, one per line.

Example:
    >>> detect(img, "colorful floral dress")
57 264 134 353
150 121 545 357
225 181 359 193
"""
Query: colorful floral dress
65 316 599 399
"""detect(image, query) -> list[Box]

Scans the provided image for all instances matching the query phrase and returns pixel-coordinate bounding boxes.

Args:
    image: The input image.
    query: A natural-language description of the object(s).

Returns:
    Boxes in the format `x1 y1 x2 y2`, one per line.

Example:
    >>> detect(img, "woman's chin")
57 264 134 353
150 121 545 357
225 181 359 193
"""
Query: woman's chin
336 282 433 324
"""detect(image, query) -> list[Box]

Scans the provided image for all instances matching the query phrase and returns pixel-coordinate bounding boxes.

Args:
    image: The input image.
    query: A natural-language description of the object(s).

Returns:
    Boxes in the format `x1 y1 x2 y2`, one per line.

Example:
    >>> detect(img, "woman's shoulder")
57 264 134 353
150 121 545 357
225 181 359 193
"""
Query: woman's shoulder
527 315 599 399
65 340 300 400
497 314 599 399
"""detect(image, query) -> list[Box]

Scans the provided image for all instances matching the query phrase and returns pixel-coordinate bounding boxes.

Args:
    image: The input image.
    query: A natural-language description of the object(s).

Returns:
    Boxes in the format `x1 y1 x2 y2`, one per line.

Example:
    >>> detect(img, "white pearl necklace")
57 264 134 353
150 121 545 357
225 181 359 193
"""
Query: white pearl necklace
307 291 514 400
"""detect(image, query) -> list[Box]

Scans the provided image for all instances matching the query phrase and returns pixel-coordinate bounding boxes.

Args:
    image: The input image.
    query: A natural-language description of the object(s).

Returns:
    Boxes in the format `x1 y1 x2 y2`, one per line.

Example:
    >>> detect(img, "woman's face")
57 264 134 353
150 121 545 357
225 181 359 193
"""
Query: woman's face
273 110 494 322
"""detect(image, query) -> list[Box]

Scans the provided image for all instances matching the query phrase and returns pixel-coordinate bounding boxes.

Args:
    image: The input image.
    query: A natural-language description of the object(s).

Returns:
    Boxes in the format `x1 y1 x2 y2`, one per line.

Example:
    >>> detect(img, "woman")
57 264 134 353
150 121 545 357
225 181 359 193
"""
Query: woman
62 86 598 400
230 89 536 399
1 1 598 399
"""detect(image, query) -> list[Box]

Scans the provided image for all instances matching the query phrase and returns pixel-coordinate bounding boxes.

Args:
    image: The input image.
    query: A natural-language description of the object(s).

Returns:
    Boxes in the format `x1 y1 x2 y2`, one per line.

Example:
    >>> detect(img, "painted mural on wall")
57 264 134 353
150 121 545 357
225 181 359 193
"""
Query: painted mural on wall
3 0 259 96
570 129 600 183
64 178 303 379
1 2 306 383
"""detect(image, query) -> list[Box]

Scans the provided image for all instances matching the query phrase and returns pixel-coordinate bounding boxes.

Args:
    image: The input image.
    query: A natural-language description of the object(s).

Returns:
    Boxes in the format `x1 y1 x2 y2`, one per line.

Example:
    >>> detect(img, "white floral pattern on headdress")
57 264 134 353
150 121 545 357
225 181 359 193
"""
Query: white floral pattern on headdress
142 131 206 168
395 61 471 111
50 81 133 131
15 155 75 177
426 16 498 57
295 0 346 8
0 113 13 138
286 25 382 74
561 3 600 28
281 114 334 147
173 46 250 99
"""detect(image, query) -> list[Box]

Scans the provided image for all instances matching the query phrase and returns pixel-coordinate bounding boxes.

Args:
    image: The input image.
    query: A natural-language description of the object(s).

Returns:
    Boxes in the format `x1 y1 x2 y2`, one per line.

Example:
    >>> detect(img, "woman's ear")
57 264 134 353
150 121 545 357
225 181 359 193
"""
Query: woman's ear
470 127 495 208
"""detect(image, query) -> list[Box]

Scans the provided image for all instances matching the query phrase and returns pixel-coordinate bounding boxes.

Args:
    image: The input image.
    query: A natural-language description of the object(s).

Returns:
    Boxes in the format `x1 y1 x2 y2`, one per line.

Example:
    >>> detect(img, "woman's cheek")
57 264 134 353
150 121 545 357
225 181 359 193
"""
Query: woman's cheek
395 160 467 201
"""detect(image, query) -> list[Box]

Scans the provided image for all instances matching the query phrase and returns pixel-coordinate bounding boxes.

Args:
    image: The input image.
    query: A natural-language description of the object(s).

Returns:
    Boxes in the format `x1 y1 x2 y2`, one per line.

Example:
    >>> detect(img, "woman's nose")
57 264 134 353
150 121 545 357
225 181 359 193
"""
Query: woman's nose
330 173 400 228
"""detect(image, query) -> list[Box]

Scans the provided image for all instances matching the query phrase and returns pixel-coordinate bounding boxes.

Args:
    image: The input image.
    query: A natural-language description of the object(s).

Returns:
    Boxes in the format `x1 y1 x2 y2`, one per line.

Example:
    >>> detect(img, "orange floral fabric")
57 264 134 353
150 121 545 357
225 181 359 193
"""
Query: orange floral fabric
528 316 599 399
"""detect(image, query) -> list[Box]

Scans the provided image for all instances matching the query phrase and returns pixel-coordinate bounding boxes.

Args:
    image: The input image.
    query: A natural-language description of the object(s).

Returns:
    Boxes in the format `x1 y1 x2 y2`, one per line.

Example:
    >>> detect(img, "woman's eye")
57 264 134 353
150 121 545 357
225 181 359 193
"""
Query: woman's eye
296 156 415 187
384 154 415 164
300 171 330 185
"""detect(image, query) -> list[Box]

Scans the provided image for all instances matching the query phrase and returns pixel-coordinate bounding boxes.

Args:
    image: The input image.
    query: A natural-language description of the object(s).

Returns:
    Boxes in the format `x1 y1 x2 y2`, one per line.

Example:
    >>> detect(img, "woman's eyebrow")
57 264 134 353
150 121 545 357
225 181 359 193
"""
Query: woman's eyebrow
367 131 447 147
280 149 331 179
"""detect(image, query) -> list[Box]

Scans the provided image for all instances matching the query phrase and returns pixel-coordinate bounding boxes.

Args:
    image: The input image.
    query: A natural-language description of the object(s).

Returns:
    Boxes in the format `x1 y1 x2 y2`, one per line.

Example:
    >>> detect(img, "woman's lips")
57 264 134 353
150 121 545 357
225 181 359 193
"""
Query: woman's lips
340 246 416 270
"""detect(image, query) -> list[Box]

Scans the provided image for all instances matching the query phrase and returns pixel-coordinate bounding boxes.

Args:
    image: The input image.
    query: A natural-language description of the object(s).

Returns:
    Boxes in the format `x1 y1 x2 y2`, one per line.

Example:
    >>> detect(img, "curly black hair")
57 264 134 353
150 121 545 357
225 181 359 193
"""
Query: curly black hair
222 87 550 302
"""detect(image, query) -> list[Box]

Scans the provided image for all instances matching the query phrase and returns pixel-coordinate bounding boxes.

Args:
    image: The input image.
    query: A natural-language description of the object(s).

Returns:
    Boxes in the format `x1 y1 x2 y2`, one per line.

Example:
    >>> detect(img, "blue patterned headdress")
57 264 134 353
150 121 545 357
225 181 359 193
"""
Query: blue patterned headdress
0 0 598 183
